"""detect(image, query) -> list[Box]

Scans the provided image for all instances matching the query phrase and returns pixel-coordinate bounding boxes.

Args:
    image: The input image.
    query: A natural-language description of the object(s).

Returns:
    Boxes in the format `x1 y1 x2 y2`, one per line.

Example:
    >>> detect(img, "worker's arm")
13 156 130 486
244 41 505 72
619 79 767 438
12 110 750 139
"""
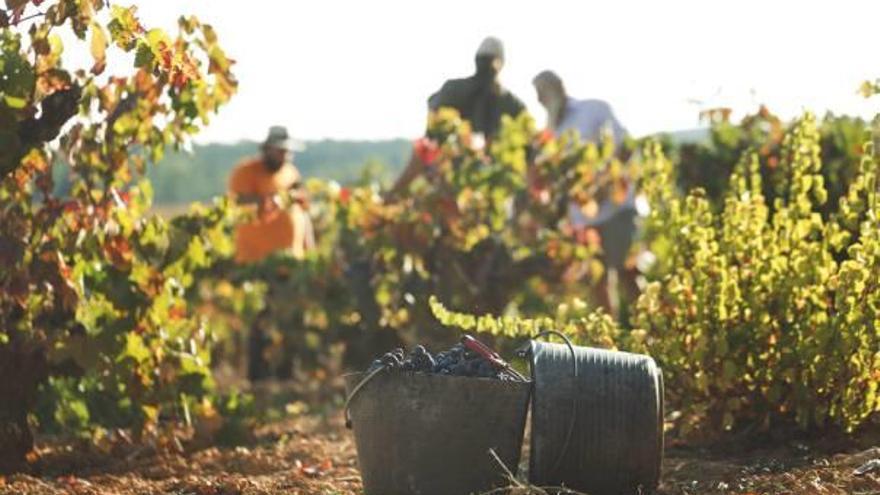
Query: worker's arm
286 180 309 207
234 192 281 217
282 165 309 206
386 134 443 200
386 152 423 200
235 193 264 205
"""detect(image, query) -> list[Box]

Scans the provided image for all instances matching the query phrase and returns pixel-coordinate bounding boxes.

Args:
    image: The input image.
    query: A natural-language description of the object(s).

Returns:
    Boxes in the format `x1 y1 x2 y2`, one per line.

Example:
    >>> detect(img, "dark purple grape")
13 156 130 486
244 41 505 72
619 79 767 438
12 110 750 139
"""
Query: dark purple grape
366 341 514 380
380 352 402 369
409 345 435 372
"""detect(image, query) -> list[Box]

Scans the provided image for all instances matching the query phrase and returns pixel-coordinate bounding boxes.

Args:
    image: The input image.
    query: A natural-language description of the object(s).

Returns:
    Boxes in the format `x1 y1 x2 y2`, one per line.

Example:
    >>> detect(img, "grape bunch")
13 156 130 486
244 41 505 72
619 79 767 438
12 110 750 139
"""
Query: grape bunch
366 343 520 380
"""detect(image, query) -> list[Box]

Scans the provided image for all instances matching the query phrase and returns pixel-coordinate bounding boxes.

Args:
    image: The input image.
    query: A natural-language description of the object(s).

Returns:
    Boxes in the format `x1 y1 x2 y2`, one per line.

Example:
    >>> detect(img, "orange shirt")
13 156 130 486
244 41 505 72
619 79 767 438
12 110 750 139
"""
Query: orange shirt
228 157 307 263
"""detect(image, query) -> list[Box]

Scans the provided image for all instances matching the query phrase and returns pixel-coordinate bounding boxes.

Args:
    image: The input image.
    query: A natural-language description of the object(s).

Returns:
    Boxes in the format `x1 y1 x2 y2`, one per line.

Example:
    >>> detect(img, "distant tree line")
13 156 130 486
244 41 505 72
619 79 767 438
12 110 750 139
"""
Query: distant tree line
51 139 412 205
148 139 411 203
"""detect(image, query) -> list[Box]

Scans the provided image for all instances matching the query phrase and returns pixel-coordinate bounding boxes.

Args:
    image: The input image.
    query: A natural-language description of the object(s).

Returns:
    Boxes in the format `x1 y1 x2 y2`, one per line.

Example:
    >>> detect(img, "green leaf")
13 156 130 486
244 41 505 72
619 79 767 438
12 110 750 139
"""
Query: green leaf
0 107 22 165
108 5 140 50
55 398 90 431
146 28 170 54
133 41 154 68
3 94 26 108
124 333 151 363
0 35 36 100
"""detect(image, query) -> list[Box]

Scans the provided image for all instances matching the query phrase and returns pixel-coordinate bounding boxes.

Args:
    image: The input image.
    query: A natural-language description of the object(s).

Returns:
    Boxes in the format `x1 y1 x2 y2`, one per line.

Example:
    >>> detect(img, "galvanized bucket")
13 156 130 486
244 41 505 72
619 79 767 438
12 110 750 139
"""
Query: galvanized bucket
527 341 664 495
344 371 531 495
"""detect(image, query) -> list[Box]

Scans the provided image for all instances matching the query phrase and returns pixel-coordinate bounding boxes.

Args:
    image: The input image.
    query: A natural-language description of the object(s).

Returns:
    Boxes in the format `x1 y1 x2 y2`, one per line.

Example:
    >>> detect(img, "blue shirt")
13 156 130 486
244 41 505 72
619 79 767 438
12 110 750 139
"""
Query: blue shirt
556 98 634 228
556 98 627 146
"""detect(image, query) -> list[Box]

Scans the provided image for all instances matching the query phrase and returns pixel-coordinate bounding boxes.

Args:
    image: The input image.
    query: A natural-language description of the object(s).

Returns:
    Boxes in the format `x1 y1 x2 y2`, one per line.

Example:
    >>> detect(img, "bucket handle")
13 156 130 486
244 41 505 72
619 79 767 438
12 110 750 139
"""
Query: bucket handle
343 365 387 429
528 330 578 477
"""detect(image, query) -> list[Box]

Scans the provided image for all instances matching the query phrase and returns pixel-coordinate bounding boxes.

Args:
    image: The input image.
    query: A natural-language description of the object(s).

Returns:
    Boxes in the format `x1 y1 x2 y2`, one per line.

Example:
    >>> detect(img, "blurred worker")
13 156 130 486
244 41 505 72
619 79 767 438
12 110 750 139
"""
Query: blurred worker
388 36 527 197
428 36 526 140
533 70 627 146
228 125 314 381
532 70 637 316
228 125 314 263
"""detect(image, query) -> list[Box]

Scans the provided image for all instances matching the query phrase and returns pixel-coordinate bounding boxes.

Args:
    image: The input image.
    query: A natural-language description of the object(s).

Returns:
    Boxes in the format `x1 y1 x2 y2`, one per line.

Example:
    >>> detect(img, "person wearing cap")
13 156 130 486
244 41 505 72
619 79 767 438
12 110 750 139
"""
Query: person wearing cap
532 71 636 316
388 36 527 198
428 36 526 139
228 125 315 264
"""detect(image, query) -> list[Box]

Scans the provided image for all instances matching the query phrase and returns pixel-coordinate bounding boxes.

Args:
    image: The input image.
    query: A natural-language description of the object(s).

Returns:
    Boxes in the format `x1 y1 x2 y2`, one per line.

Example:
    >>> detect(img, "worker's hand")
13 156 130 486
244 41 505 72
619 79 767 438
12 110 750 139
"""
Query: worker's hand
258 195 280 215
289 188 309 208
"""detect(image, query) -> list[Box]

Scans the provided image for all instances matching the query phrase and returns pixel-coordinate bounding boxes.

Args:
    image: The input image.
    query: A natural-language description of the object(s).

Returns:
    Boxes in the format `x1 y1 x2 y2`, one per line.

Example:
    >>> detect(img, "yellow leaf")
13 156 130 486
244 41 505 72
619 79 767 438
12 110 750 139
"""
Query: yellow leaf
89 22 107 73
3 95 27 109
142 405 159 424
859 80 875 99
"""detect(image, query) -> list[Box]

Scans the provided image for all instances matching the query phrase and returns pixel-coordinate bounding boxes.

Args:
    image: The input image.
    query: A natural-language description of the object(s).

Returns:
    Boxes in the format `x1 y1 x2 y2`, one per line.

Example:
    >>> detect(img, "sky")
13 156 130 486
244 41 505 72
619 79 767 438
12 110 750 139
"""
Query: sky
66 1 880 142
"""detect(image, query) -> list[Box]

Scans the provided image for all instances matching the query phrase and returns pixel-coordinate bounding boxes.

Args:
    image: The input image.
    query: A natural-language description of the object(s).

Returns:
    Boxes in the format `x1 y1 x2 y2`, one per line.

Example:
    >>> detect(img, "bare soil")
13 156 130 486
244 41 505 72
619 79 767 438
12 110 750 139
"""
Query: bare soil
2 412 878 495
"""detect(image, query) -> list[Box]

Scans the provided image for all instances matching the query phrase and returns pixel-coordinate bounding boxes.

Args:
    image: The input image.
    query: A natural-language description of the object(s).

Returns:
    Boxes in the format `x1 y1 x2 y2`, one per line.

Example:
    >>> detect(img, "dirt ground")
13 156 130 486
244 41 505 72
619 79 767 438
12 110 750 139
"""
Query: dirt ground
2 410 879 495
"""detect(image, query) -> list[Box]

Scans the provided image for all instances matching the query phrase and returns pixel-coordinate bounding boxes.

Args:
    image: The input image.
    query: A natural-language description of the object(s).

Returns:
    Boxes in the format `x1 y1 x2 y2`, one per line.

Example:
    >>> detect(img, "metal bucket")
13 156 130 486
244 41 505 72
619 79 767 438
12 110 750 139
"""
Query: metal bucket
344 371 531 495
528 341 664 494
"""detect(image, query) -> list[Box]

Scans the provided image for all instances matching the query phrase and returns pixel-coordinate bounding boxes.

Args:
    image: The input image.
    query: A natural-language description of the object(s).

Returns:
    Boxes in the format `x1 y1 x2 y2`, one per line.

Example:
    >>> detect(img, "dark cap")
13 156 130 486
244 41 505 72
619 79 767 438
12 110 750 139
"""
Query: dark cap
263 125 294 151
475 36 504 62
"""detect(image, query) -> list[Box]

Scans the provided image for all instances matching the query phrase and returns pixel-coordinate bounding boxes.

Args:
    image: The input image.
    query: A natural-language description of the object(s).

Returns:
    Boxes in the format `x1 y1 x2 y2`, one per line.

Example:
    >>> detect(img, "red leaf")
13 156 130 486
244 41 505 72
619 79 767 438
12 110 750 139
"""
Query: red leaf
104 236 134 268
168 305 187 320
157 41 173 70
538 128 553 145
413 137 441 165
62 200 80 214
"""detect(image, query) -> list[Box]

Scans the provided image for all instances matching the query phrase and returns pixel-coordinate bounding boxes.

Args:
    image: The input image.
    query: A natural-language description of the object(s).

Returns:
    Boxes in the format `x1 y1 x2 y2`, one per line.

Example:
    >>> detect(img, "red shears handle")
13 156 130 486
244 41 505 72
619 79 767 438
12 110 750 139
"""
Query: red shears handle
460 335 527 381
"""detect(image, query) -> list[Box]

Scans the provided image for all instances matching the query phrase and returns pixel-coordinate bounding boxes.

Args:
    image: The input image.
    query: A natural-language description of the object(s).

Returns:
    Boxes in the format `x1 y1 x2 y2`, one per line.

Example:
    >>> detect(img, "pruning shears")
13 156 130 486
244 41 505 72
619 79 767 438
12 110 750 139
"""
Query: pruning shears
460 335 528 382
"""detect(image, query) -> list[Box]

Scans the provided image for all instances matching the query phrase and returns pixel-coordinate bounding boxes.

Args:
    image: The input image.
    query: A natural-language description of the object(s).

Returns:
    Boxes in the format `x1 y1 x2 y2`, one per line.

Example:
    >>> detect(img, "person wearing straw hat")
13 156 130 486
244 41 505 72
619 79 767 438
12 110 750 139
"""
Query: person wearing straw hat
228 125 315 264
229 126 315 381
389 36 527 198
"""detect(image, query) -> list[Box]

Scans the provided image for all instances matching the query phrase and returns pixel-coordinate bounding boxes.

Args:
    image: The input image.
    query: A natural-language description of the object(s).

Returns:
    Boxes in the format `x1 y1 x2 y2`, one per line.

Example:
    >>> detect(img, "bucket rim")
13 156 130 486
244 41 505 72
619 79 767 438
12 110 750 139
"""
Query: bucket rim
530 339 661 367
343 370 531 384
